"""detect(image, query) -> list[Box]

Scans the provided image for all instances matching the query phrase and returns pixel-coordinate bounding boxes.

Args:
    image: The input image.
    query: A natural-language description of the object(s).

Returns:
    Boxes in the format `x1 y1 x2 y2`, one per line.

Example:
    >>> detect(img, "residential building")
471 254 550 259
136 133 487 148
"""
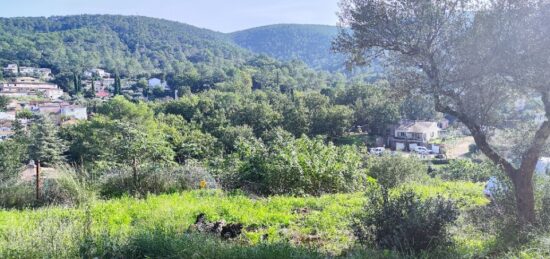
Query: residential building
26 102 87 123
83 68 111 79
2 64 18 75
387 120 441 151
60 106 88 120
0 77 64 99
148 78 170 91
3 64 53 79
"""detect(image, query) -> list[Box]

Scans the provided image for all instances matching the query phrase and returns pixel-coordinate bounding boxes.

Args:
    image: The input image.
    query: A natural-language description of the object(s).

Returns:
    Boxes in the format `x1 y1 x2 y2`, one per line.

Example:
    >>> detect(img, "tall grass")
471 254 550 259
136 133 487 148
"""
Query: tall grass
0 181 489 258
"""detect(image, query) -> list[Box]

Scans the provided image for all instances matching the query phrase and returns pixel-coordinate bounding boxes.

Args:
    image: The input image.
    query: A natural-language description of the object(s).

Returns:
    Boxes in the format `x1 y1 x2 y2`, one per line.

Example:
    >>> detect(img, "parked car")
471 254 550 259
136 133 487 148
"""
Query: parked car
413 146 431 155
369 147 386 155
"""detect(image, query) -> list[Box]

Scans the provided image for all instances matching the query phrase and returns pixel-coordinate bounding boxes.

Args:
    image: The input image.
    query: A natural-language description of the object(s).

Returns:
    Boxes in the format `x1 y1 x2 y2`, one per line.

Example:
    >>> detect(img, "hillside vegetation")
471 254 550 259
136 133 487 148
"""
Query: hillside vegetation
0 15 248 77
231 24 345 71
0 180 489 258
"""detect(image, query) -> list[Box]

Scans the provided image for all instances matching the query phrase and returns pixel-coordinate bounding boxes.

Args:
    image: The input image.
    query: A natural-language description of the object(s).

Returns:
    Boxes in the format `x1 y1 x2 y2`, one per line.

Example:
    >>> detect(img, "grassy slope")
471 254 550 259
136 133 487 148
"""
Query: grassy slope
0 181 488 258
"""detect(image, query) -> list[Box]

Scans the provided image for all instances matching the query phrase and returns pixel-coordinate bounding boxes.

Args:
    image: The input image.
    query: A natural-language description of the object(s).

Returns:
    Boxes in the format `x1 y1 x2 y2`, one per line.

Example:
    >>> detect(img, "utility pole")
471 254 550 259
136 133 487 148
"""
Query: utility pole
35 160 41 201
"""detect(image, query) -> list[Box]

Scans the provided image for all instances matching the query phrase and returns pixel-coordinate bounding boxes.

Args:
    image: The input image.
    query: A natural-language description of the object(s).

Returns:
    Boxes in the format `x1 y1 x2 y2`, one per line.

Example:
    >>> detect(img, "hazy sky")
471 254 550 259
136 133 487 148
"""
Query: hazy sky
0 0 340 32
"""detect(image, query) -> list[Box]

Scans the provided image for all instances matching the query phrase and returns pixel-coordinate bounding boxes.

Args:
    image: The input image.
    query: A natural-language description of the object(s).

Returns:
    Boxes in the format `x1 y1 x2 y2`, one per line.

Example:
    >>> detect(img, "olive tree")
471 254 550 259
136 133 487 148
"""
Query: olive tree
334 0 550 226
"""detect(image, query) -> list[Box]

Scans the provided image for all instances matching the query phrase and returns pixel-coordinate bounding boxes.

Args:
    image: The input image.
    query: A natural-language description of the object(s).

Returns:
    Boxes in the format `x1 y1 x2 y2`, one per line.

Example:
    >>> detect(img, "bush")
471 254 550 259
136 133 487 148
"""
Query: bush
0 171 89 209
367 156 426 188
354 189 459 254
226 134 371 196
99 164 215 198
435 159 496 182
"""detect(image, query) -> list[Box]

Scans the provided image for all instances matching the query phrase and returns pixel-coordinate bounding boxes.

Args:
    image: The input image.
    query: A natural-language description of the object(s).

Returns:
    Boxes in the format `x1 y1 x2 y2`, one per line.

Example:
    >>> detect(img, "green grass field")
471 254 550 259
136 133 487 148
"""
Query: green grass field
0 180 494 258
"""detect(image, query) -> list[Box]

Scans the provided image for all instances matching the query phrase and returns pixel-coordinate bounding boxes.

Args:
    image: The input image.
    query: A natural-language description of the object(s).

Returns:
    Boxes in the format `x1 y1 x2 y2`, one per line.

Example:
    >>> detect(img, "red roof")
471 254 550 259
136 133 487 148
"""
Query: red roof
96 90 110 98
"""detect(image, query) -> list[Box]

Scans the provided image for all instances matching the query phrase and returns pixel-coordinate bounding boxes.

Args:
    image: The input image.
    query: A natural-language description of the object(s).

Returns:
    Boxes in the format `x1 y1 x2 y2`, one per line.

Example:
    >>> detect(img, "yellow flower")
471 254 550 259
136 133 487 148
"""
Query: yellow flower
199 180 207 189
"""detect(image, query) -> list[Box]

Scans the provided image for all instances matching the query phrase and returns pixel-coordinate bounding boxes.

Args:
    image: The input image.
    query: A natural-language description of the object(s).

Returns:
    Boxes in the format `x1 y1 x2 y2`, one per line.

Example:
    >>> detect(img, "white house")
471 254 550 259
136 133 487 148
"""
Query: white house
83 68 111 79
389 121 441 151
0 112 16 121
60 106 88 120
148 78 169 90
2 64 18 75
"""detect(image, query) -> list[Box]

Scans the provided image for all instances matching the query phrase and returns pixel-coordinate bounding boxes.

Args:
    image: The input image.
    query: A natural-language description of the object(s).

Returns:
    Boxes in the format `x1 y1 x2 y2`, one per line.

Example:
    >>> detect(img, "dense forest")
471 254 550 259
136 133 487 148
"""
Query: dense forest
231 24 345 71
0 15 249 77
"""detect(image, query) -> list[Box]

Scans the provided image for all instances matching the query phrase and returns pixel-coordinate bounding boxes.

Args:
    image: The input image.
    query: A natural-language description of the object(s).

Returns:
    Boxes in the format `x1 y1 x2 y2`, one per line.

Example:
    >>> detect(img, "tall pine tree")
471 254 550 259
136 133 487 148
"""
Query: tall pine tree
29 115 66 167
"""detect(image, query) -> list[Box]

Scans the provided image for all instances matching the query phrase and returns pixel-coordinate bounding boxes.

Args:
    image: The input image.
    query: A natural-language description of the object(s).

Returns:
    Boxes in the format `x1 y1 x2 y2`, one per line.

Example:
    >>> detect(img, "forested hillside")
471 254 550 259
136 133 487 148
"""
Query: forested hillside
0 15 249 77
231 24 345 71
0 16 376 77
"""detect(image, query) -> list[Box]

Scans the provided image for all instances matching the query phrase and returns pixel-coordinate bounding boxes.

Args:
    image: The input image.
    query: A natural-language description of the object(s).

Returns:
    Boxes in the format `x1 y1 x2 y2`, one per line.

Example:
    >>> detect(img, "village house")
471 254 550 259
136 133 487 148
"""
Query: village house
0 112 16 141
387 120 441 151
3 64 53 80
2 64 18 75
0 77 64 99
30 102 87 123
83 68 111 79
148 77 170 91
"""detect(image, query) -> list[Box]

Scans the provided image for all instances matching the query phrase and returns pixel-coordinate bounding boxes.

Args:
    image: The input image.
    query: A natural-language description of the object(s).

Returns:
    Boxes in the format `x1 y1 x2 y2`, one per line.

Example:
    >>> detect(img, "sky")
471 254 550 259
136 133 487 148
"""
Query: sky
0 0 340 32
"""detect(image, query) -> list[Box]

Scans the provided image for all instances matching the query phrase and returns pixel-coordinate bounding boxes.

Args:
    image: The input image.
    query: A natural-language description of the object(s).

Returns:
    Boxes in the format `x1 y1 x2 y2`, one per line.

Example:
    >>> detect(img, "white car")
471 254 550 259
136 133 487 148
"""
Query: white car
370 147 386 155
413 146 431 155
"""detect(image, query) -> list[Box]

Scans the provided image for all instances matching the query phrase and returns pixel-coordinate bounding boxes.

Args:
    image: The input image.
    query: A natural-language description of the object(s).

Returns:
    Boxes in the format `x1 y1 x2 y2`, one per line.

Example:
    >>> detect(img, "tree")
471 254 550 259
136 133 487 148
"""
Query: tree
0 96 10 111
72 72 81 94
0 139 27 183
29 115 66 167
111 121 175 191
113 73 122 95
334 0 550 226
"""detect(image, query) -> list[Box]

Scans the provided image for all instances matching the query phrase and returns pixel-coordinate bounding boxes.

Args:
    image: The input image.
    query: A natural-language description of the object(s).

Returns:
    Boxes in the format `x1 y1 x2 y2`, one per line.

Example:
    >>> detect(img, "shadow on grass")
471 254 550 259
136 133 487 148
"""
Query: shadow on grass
107 230 325 259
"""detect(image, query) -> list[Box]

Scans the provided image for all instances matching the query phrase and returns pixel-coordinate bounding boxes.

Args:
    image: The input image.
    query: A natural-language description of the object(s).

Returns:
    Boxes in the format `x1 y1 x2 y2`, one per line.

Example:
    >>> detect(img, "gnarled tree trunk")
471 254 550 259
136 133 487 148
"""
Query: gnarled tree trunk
511 173 536 225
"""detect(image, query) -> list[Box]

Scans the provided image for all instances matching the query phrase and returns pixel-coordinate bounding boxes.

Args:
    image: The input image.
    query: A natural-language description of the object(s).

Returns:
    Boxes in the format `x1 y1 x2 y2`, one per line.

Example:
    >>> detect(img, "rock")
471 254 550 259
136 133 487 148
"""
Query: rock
221 223 243 239
189 213 242 239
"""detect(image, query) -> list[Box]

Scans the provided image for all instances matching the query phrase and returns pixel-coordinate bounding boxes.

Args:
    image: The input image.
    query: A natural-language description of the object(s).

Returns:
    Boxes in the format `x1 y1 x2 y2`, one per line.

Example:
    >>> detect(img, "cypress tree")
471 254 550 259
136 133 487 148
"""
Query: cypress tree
114 73 121 95
77 75 82 92
73 72 79 93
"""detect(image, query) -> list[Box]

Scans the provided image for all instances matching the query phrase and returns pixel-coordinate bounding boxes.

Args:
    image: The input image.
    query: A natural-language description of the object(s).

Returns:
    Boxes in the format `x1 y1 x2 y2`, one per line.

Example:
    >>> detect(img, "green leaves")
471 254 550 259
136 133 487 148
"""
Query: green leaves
29 115 67 167
232 133 369 196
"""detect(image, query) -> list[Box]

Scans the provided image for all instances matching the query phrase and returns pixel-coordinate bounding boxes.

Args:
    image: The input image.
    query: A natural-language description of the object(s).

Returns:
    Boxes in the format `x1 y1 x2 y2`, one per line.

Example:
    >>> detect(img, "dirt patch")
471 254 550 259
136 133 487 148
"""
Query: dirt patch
446 137 475 158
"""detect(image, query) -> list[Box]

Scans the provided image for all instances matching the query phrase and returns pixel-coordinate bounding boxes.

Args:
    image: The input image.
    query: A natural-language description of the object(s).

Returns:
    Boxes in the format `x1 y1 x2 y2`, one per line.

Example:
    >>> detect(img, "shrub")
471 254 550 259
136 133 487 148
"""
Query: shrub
435 159 496 182
228 134 371 196
99 164 215 198
0 171 89 209
367 156 426 188
354 189 459 254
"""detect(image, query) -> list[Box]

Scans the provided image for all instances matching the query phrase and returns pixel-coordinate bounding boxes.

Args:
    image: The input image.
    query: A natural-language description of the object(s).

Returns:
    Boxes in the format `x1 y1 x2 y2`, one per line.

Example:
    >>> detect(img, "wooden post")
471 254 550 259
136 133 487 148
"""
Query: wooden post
36 160 41 201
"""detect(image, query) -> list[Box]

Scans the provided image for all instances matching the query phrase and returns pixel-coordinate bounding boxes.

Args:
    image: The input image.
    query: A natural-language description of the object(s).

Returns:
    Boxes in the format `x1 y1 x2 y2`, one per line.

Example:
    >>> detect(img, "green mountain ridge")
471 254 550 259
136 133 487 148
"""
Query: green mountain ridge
0 15 250 77
230 24 346 71
0 15 357 76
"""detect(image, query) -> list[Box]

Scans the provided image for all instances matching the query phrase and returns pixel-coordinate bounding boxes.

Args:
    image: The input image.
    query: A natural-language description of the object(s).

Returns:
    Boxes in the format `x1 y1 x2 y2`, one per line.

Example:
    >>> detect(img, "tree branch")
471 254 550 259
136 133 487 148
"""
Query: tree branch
434 95 518 176
518 91 550 176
